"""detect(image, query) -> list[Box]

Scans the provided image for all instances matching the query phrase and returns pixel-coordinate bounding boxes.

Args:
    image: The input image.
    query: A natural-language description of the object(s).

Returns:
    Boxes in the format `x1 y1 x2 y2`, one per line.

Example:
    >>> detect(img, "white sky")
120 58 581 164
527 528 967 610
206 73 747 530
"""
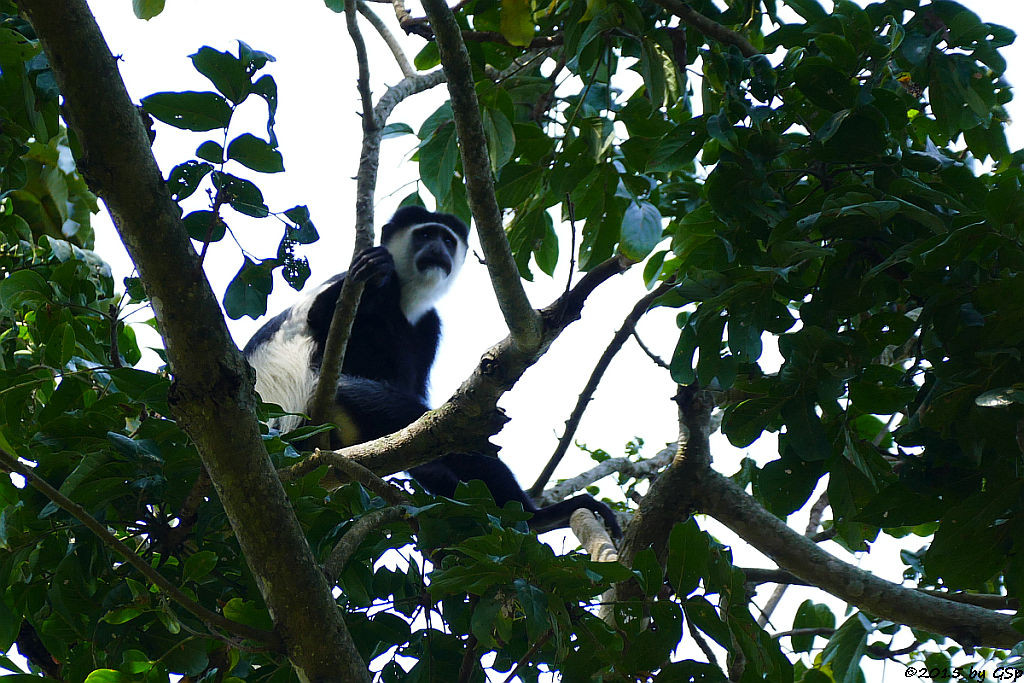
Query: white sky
30 0 1024 677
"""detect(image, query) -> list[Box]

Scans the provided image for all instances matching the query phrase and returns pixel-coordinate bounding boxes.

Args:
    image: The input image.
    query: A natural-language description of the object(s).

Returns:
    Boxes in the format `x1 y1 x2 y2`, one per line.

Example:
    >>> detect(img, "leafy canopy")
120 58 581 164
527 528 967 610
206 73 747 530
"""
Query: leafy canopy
2 0 1024 680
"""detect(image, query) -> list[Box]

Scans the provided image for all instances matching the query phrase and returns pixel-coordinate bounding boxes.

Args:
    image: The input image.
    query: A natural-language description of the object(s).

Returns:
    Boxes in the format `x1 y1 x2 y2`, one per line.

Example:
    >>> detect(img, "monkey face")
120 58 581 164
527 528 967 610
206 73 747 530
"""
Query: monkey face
412 223 461 275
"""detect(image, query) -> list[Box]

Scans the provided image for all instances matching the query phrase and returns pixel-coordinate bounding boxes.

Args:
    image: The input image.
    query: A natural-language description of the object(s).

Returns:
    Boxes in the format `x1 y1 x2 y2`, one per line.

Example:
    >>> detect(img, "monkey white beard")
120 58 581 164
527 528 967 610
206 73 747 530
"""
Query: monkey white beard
400 266 452 324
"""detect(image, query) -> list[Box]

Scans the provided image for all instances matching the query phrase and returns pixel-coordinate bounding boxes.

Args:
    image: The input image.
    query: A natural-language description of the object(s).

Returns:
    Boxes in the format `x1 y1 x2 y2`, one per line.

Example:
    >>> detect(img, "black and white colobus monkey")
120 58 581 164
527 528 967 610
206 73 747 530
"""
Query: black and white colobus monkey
243 206 621 537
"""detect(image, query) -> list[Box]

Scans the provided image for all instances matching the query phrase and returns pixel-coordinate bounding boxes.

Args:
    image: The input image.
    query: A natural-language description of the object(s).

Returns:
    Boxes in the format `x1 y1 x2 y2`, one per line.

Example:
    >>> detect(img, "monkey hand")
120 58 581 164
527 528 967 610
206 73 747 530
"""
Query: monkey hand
349 246 395 288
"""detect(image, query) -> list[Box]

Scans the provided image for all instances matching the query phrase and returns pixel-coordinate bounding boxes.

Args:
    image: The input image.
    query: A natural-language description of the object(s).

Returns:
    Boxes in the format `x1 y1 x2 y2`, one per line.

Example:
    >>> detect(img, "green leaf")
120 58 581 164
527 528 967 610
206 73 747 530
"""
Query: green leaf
141 91 232 131
500 0 535 46
784 0 826 21
166 160 213 201
101 607 144 625
183 210 226 243
620 200 663 260
925 485 1021 586
975 386 1024 407
84 671 129 683
414 41 440 71
381 122 414 139
848 365 916 414
222 598 274 630
283 205 318 244
252 75 279 146
237 41 275 72
212 171 269 217
482 108 516 172
183 550 218 583
794 58 856 111
196 140 224 163
631 549 664 597
0 27 41 61
0 270 52 311
665 520 708 597
819 615 868 683
0 599 18 651
324 0 344 12
224 257 275 320
132 0 165 20
722 397 780 448
791 601 835 653
190 46 250 105
683 597 731 648
418 122 459 205
45 322 75 367
226 133 284 173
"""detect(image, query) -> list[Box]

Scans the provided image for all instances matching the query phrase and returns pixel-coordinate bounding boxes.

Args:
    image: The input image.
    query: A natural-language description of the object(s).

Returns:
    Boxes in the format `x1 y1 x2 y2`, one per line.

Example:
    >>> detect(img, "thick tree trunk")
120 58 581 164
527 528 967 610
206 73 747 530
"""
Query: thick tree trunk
22 2 368 679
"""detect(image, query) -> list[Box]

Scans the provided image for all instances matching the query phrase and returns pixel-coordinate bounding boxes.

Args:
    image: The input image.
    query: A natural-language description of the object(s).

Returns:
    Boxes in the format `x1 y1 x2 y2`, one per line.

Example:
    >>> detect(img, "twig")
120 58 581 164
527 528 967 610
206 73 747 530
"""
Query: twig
631 330 669 369
457 634 479 683
537 444 677 507
757 492 829 627
740 567 809 586
917 590 1019 611
562 193 577 300
357 0 415 77
809 528 836 543
422 0 543 350
280 448 412 506
502 630 553 683
324 506 408 581
867 640 921 659
160 466 211 552
529 283 673 496
773 627 835 641
651 0 758 57
461 30 563 48
390 0 433 39
0 448 280 648
688 617 724 672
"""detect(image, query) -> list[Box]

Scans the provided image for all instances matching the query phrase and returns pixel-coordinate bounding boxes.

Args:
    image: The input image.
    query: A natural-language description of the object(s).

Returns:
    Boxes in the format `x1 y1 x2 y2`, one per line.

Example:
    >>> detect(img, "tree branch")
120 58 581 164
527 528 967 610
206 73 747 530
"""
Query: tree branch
159 466 211 553
421 0 543 350
280 256 631 480
616 386 714 570
281 448 412 507
357 0 415 77
652 0 758 58
307 0 379 437
21 2 370 678
698 471 1022 648
631 330 670 370
324 506 408 582
374 69 447 124
570 509 619 562
0 449 278 648
537 444 677 507
529 283 673 496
